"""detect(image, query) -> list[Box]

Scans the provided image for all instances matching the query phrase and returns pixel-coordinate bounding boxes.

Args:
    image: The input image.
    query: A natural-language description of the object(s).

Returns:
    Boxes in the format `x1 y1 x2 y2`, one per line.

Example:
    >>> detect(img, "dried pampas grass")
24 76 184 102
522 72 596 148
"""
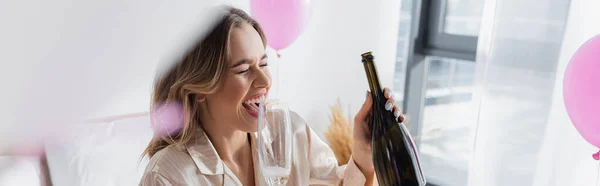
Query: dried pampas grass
324 98 419 166
325 98 354 166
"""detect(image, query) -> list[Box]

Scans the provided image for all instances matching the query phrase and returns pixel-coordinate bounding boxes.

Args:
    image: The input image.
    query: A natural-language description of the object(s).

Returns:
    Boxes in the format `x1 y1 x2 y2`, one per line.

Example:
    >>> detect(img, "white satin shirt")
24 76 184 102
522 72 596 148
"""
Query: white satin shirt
139 111 368 186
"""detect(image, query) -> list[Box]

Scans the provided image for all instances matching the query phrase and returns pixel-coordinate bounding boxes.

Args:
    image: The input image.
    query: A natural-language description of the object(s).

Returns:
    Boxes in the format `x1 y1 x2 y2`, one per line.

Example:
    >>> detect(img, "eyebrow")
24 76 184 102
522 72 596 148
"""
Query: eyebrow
231 60 249 68
231 54 268 68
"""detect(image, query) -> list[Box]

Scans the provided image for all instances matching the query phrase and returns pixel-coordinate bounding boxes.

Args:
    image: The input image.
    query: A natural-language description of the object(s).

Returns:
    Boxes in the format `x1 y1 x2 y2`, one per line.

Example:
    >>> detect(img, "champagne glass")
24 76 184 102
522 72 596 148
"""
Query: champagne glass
257 101 293 186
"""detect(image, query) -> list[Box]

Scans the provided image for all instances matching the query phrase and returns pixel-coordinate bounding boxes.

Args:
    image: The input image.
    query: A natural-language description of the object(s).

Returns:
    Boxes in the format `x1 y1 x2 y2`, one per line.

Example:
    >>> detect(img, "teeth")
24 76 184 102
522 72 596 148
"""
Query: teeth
244 95 266 104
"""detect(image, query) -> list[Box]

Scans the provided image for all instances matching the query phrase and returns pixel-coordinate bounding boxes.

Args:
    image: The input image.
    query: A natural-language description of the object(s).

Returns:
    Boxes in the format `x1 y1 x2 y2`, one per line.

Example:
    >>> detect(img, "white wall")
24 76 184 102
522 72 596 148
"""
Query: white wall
533 0 600 185
273 0 401 136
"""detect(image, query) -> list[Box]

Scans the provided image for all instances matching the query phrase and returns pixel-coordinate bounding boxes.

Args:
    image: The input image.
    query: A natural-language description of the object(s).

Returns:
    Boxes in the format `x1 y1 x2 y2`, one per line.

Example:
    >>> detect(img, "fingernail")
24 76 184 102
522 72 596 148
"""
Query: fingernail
394 110 401 118
386 91 393 98
385 102 392 111
366 91 370 99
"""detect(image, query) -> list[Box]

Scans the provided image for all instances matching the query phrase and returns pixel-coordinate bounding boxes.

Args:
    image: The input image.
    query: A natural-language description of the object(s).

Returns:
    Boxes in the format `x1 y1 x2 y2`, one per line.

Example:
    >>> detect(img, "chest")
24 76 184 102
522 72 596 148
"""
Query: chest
224 138 310 186
223 160 255 186
182 130 312 185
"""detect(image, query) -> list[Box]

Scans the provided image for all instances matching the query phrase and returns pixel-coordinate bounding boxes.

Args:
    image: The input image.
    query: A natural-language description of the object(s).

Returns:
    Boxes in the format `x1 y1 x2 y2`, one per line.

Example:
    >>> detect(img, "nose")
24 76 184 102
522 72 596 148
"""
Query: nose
253 68 271 89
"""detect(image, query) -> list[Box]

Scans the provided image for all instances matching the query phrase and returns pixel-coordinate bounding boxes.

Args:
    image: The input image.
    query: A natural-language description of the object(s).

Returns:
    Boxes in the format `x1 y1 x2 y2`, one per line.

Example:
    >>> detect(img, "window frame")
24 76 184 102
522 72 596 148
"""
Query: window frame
427 0 478 61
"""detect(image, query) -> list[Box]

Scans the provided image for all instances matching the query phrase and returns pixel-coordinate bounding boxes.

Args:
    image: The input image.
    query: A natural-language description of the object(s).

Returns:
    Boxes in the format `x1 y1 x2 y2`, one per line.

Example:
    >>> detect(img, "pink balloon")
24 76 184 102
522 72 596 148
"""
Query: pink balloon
564 35 600 149
151 101 184 138
250 0 312 51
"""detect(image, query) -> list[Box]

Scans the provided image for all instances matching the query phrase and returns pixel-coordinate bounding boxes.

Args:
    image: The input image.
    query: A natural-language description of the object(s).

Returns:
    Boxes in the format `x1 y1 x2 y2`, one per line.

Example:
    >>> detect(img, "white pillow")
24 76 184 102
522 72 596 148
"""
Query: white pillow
0 156 42 186
44 115 153 186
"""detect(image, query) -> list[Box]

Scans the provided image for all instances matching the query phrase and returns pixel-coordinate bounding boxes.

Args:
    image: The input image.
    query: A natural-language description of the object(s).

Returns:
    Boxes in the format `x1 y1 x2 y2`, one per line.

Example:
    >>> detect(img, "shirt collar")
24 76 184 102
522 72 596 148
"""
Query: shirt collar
185 127 224 175
185 126 269 186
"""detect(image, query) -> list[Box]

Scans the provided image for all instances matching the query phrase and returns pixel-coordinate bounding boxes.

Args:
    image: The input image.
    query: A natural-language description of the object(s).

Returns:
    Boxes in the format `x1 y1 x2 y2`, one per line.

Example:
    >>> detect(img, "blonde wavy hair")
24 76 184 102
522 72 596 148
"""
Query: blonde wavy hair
142 6 267 158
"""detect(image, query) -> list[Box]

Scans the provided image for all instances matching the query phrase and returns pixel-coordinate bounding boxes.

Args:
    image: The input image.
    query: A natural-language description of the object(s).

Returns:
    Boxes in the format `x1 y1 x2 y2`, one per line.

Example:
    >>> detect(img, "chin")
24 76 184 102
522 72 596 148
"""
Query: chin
236 105 260 133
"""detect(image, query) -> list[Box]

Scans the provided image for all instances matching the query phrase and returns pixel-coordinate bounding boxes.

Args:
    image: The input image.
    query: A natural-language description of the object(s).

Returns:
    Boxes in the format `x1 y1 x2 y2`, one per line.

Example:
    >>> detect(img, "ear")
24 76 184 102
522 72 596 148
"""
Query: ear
196 95 206 102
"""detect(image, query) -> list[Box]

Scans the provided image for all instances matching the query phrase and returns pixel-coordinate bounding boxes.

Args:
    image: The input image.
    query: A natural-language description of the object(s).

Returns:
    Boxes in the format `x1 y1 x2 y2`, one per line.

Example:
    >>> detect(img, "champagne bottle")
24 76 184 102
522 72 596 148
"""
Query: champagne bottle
361 52 426 186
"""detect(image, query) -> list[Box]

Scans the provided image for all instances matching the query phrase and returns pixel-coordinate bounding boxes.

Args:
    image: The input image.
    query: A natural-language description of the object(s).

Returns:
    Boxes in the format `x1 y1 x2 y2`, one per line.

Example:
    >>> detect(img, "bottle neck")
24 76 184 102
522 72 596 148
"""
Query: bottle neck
362 53 395 135
363 59 384 105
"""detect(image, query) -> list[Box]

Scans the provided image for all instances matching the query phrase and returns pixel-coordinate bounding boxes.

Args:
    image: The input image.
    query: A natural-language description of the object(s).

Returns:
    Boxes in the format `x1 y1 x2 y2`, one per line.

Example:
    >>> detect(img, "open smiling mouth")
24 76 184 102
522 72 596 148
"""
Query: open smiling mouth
242 95 265 118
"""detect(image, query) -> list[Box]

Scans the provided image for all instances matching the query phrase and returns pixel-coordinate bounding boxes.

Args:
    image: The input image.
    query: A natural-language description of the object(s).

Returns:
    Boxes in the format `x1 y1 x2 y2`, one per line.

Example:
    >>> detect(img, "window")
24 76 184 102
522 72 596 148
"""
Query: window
425 57 474 106
443 0 485 36
420 57 476 186
393 0 484 185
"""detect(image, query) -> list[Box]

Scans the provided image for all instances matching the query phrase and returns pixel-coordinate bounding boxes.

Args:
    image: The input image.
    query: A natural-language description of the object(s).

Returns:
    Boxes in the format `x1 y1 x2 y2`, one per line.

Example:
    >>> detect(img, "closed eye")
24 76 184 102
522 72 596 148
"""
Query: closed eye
259 54 268 67
236 69 249 74
233 54 268 74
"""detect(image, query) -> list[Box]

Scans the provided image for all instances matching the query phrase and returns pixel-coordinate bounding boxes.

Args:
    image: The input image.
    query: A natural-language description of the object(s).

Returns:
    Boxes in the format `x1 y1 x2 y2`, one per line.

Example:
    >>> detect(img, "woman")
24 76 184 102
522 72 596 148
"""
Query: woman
140 6 405 186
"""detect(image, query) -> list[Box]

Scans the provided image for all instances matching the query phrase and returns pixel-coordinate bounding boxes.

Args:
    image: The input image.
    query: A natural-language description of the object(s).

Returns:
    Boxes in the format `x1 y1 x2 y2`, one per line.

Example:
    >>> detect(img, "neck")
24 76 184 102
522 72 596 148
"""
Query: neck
201 118 250 162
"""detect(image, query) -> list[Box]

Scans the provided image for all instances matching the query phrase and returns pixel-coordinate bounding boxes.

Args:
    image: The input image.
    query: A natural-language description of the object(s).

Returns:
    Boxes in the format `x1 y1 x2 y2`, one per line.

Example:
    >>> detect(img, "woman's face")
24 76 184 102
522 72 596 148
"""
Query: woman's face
204 22 270 133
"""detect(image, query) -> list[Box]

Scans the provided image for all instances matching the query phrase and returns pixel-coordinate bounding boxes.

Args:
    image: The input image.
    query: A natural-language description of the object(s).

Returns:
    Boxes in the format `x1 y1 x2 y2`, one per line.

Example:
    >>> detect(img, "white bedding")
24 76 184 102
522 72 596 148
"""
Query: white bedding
44 115 153 186
0 156 42 186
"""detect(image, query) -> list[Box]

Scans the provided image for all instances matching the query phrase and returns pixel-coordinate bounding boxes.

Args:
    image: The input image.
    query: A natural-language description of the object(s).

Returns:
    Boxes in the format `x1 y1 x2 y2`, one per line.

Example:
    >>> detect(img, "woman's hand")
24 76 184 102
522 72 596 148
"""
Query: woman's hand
352 88 405 180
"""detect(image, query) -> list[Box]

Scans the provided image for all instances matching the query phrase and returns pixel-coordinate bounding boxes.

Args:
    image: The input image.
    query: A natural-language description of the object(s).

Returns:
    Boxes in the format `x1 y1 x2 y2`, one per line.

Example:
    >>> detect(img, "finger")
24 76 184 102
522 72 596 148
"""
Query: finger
393 105 401 117
355 91 373 122
386 94 396 104
393 105 405 122
402 115 409 124
383 88 394 99
385 99 395 111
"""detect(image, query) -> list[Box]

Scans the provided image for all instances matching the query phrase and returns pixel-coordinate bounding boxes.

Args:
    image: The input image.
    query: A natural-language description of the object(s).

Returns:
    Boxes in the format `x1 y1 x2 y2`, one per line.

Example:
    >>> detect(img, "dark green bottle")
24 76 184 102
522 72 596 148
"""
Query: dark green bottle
361 52 426 186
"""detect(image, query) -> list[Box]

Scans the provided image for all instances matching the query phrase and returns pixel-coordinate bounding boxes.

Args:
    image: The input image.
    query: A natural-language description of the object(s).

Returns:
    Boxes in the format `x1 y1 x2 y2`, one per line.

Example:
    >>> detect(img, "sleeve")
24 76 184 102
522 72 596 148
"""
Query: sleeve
343 156 369 185
139 172 174 186
291 112 369 186
305 125 368 186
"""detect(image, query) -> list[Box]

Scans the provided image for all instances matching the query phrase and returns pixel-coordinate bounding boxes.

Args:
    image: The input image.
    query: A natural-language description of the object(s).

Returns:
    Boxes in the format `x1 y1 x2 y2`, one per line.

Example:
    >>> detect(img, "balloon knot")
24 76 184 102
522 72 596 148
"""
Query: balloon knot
593 150 600 160
277 51 281 58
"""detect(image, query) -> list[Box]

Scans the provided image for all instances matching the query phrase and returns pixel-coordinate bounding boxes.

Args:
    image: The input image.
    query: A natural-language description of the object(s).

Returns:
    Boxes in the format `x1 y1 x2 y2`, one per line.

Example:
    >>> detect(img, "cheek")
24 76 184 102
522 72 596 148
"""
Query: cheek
265 69 273 90
263 68 272 82
265 69 272 79
220 76 250 102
